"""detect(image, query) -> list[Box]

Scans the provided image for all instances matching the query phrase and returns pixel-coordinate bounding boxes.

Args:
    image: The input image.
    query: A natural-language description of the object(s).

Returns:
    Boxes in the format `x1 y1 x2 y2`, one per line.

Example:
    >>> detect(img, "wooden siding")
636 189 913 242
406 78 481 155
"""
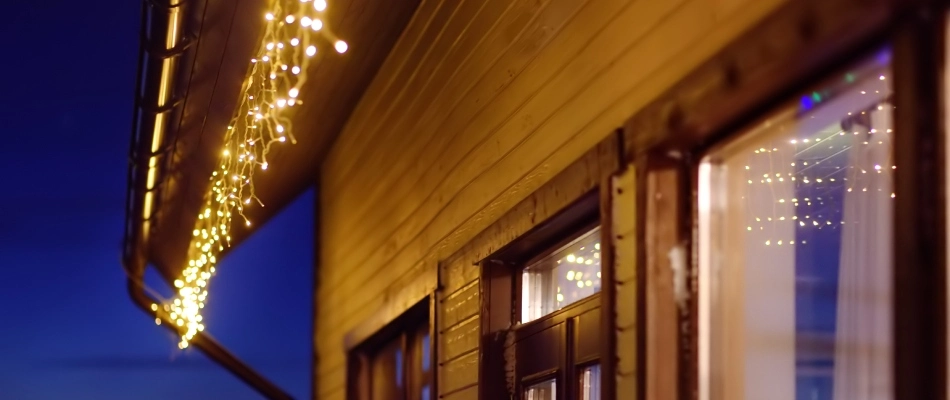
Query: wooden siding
314 0 786 398
612 167 638 397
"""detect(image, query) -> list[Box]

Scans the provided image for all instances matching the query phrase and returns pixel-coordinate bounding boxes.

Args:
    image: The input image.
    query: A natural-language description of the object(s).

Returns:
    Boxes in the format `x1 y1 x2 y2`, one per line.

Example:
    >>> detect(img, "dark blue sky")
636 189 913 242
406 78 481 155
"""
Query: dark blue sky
0 1 313 398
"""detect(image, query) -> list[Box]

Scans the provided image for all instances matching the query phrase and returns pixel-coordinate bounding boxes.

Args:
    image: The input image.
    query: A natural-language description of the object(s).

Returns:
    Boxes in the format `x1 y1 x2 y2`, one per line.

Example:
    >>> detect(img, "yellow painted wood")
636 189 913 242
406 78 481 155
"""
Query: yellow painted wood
312 0 788 398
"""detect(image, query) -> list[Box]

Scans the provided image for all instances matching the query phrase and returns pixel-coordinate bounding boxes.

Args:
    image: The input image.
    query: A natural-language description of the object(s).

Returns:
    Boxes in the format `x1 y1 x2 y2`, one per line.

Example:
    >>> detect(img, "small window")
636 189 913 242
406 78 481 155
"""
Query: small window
522 226 602 323
698 51 893 400
482 192 604 400
524 378 557 400
349 300 433 400
579 364 601 400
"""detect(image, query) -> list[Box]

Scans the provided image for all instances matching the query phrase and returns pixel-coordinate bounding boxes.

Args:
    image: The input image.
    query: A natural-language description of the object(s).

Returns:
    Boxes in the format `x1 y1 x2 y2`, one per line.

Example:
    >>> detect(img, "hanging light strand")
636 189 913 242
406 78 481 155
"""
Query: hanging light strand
158 0 348 349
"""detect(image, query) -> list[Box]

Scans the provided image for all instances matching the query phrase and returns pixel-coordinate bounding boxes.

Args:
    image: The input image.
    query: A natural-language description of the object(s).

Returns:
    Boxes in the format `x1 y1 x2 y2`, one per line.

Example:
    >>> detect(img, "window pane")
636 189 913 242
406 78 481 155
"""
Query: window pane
421 384 430 400
524 378 557 400
421 333 430 372
522 226 601 323
698 51 893 400
371 339 404 400
580 364 601 400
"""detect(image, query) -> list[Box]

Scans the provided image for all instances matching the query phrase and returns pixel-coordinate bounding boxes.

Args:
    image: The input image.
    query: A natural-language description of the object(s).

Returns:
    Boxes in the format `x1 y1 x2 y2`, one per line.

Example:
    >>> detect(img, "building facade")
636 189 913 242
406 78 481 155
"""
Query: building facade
124 0 948 399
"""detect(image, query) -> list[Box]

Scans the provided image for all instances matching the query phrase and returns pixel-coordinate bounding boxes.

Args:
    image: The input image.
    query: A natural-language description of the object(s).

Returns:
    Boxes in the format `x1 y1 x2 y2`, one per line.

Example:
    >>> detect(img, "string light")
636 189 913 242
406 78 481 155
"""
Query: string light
742 96 893 247
158 0 349 349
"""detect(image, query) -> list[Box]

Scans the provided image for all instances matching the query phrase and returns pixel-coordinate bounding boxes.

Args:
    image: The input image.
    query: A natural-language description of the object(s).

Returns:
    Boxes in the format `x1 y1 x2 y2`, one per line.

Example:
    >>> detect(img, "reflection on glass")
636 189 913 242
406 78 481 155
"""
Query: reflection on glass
395 348 403 388
580 364 601 400
699 51 893 400
522 226 602 323
421 384 430 400
422 333 430 372
372 339 404 400
524 378 556 400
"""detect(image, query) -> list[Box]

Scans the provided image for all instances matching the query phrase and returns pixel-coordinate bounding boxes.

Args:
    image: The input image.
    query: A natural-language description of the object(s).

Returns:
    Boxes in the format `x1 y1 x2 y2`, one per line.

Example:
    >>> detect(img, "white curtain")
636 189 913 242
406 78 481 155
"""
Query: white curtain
832 104 894 400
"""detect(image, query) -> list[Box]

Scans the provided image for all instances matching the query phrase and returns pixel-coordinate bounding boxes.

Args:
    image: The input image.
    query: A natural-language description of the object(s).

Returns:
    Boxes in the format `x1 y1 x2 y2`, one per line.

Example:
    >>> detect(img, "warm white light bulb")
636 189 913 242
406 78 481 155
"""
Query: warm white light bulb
306 45 317 56
311 19 323 31
292 66 301 74
334 40 348 53
300 16 312 27
285 15 295 23
266 42 274 50
290 38 299 46
265 13 274 20
288 88 299 98
315 0 327 11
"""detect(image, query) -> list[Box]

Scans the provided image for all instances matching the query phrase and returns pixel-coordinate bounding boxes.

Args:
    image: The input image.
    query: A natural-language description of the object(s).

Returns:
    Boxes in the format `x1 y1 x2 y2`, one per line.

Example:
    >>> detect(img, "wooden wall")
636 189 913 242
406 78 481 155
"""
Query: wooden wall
314 0 786 398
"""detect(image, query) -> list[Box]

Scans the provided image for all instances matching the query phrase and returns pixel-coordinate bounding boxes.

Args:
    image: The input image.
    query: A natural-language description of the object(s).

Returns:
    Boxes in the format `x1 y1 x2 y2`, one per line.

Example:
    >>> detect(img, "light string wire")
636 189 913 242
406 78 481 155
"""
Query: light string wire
156 0 347 349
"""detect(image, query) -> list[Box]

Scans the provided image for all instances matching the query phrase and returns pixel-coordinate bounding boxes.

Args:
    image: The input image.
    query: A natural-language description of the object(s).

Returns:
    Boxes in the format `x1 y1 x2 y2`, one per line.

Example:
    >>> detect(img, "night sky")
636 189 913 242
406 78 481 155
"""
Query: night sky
0 1 313 398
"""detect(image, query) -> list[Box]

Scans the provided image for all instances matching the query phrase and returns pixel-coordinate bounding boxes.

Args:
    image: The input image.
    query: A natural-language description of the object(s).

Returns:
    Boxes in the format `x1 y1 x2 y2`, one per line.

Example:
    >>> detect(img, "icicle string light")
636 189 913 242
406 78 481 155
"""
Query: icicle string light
157 0 348 349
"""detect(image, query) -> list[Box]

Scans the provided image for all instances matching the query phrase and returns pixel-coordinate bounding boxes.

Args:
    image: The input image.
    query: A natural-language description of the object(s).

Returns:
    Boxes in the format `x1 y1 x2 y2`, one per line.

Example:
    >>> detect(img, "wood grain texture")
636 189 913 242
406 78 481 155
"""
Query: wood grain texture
644 164 683 400
314 0 788 398
440 280 480 331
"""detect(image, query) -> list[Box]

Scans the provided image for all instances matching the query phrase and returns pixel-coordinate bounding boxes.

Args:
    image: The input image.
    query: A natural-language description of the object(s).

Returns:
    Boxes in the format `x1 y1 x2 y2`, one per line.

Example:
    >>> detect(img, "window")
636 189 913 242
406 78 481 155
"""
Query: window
483 192 604 400
349 300 433 400
525 379 557 400
579 364 601 400
522 227 602 323
698 51 894 400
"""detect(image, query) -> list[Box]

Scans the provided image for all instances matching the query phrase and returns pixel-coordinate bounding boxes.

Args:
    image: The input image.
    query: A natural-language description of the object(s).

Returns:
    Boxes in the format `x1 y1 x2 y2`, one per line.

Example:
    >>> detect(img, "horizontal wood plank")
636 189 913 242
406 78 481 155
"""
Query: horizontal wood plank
441 384 478 400
441 317 480 362
440 279 480 330
440 350 480 394
323 0 585 271
317 0 712 327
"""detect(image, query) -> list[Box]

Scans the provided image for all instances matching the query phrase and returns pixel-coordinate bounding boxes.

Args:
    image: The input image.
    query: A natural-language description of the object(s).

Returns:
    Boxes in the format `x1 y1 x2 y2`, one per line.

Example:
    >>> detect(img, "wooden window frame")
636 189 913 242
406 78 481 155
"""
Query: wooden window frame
465 135 620 400
346 297 436 400
622 0 947 399
481 187 605 400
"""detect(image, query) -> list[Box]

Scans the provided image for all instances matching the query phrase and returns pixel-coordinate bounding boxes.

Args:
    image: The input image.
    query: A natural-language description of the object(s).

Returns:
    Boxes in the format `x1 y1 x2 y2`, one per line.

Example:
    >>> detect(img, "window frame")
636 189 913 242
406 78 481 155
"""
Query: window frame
467 134 621 400
482 191 603 400
346 297 435 400
621 0 947 399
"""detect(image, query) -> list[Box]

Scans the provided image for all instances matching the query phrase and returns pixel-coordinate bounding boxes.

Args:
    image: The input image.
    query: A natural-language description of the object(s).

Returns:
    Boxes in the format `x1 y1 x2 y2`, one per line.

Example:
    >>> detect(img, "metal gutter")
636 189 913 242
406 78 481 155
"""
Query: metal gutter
122 0 293 398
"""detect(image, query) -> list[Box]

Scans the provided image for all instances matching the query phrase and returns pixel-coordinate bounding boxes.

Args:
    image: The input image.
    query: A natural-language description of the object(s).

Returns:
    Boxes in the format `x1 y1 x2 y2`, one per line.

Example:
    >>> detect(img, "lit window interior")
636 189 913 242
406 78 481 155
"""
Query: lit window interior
522 226 602 323
699 50 893 400
580 364 601 400
524 378 557 400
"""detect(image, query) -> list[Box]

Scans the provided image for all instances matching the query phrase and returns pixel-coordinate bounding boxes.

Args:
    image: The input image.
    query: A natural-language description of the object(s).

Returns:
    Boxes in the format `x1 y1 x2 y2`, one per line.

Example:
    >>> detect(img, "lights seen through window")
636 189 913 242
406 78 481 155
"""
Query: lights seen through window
522 226 602 323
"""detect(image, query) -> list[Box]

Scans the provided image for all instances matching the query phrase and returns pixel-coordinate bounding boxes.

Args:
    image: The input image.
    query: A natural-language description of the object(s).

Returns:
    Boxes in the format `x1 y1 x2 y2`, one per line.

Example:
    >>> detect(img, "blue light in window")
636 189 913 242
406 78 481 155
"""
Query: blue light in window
422 334 430 372
395 349 403 387
421 384 431 400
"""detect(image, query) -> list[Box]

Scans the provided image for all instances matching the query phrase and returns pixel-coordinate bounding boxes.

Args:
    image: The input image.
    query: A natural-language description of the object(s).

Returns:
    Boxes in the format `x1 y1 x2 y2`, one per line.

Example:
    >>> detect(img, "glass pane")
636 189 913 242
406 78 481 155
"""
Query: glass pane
698 51 893 400
422 333 430 372
395 348 403 388
580 364 601 400
524 378 557 400
371 339 404 400
522 226 602 323
421 384 430 400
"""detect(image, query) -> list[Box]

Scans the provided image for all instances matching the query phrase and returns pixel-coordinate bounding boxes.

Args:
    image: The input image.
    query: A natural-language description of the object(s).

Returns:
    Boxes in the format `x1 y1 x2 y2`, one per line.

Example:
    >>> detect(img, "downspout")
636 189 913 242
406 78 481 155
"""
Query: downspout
122 0 292 398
